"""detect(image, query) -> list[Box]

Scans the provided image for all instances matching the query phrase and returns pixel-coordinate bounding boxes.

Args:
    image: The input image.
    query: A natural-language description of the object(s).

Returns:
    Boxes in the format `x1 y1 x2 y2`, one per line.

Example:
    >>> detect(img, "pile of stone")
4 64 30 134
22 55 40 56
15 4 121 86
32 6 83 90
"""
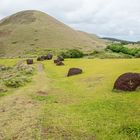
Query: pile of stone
37 54 53 61
54 56 64 66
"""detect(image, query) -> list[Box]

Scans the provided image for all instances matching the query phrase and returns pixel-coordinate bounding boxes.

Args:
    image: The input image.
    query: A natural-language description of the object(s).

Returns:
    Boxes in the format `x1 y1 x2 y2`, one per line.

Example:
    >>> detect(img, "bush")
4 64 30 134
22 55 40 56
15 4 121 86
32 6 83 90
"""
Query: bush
0 65 12 71
15 63 34 75
89 50 99 55
60 49 84 58
4 76 31 88
106 44 140 57
0 62 34 89
135 51 140 58
0 85 7 93
88 50 132 59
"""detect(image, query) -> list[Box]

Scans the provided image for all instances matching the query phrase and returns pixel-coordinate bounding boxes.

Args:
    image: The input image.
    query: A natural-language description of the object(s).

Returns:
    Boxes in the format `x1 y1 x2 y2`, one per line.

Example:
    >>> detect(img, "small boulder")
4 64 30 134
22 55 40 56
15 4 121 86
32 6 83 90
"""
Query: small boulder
54 59 60 63
37 57 40 61
26 59 33 65
37 54 53 61
46 54 53 60
113 73 140 91
37 57 44 61
54 56 64 63
56 61 64 66
43 55 49 60
57 56 64 61
67 68 82 77
41 56 46 60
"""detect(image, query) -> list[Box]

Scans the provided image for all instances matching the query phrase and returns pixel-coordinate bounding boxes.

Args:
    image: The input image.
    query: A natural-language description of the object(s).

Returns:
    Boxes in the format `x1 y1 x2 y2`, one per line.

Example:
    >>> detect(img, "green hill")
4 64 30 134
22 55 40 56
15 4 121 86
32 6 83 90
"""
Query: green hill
0 10 107 57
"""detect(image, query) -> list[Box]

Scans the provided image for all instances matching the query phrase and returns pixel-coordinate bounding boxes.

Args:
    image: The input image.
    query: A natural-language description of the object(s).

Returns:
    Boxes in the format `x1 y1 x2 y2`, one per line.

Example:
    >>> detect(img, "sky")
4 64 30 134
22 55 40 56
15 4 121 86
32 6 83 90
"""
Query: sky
0 0 140 41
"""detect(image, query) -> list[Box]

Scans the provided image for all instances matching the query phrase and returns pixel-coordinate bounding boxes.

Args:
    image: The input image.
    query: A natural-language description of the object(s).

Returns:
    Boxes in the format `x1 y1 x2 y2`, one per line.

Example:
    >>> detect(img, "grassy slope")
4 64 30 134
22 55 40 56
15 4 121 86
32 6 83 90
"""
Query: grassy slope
0 10 107 57
0 58 140 140
42 59 140 140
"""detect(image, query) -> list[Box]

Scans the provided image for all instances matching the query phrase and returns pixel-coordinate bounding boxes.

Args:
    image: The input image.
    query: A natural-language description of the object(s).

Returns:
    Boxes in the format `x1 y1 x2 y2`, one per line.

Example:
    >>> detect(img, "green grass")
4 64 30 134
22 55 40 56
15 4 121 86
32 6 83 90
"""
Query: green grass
0 58 140 139
0 58 18 66
40 59 140 140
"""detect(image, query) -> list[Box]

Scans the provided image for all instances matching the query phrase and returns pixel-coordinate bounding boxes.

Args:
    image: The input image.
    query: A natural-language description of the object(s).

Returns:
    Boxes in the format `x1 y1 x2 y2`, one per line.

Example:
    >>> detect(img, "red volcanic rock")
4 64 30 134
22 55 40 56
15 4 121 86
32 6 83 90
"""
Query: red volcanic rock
37 54 53 61
37 57 44 61
57 56 64 61
54 59 60 63
56 61 64 66
46 54 53 60
26 59 33 64
54 56 64 64
67 68 82 77
114 73 140 91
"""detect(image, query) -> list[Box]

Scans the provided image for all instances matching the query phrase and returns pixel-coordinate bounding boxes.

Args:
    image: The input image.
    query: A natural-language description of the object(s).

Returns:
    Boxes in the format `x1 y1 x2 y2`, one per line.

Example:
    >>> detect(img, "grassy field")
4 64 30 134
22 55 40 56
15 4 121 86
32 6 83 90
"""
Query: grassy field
0 58 140 140
0 58 18 66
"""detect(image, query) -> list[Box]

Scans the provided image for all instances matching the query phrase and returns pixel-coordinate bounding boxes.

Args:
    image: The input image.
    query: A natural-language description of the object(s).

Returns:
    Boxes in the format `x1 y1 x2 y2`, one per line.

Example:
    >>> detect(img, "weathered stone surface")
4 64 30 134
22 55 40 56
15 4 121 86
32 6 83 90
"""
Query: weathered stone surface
56 61 64 66
57 56 64 61
67 68 82 77
37 54 53 61
54 59 59 63
46 54 53 60
40 56 46 60
113 73 140 91
26 59 33 64
37 57 44 61
54 56 64 64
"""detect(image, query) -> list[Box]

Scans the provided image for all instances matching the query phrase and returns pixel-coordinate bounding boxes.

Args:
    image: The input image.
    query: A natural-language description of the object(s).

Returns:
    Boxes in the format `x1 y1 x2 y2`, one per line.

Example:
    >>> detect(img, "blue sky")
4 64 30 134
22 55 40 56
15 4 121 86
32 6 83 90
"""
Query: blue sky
0 0 140 41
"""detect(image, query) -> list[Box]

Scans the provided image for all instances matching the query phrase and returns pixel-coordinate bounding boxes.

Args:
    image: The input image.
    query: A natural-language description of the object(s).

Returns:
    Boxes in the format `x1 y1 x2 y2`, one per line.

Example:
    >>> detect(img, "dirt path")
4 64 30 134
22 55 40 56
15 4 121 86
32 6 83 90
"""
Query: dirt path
38 63 43 72
0 64 48 140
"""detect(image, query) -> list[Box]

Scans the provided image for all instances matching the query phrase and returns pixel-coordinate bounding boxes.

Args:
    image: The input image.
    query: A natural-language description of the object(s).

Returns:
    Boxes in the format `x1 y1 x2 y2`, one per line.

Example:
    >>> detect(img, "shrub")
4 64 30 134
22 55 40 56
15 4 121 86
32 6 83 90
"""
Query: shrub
0 65 12 71
0 85 7 93
60 49 84 58
121 42 129 45
89 50 99 55
106 44 140 57
87 49 132 59
4 76 31 88
16 63 34 75
135 51 140 58
23 67 34 75
0 62 34 89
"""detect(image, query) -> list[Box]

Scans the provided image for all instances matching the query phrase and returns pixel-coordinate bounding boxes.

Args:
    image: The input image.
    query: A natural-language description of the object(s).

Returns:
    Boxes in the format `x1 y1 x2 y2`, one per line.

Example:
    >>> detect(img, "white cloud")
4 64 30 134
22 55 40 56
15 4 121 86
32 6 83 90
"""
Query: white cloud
0 0 140 41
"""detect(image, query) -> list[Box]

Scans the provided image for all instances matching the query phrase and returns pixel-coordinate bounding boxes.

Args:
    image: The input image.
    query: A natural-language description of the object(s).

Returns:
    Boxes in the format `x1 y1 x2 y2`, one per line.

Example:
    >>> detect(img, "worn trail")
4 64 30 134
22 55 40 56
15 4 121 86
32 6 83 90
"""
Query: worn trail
0 63 48 140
